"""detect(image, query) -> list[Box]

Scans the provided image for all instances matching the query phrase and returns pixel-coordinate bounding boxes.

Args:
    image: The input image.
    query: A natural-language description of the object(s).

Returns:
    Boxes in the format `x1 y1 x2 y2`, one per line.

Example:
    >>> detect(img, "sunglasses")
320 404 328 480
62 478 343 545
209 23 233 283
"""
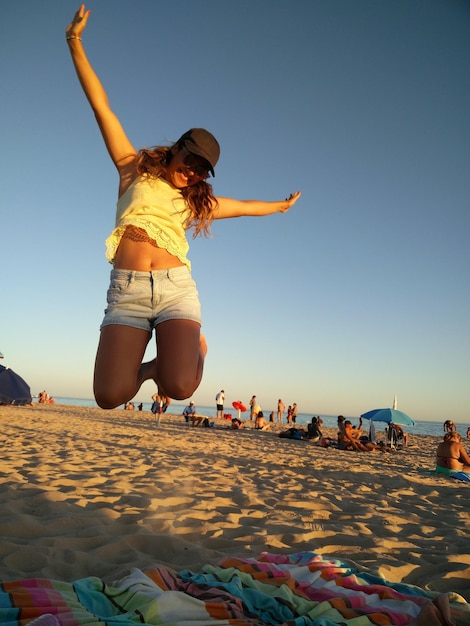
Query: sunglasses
181 147 211 179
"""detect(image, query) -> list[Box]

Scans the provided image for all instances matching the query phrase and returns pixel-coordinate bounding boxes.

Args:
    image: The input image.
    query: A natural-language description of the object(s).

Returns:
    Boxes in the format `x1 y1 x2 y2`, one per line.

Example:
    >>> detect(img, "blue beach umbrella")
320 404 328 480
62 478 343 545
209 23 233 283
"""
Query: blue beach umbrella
360 408 415 426
0 364 32 405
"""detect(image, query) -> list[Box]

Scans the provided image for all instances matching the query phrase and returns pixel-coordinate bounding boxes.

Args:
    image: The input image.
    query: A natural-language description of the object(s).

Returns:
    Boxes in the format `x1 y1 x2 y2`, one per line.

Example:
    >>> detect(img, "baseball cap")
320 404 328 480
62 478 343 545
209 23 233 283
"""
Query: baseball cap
177 128 220 176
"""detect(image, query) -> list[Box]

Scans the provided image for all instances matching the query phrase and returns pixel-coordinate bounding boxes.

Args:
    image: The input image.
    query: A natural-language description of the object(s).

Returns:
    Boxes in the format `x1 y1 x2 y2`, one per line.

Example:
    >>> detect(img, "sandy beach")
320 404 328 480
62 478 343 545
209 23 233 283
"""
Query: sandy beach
0 404 469 602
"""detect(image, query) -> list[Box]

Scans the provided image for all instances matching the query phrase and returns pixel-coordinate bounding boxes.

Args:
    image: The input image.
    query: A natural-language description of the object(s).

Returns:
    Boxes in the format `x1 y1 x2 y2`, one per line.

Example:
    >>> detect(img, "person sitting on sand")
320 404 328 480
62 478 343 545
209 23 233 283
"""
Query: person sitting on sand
254 411 270 431
182 401 196 422
190 412 206 427
231 417 244 429
350 425 361 439
353 417 363 438
279 427 305 440
38 390 49 404
436 432 470 474
306 416 322 442
345 417 362 440
181 400 206 426
336 415 348 446
337 415 346 435
339 421 386 452
389 423 408 446
338 421 362 450
190 415 205 427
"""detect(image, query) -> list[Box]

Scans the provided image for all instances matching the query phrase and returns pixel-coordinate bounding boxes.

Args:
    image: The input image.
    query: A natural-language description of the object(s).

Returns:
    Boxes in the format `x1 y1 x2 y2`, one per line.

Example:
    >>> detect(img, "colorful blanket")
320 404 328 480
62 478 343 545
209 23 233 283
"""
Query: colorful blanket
1 551 469 626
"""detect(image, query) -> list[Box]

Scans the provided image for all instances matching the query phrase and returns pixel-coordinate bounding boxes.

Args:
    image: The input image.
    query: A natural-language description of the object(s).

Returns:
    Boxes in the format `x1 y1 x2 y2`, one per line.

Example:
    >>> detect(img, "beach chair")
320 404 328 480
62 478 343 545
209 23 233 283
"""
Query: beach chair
394 430 406 449
386 425 406 450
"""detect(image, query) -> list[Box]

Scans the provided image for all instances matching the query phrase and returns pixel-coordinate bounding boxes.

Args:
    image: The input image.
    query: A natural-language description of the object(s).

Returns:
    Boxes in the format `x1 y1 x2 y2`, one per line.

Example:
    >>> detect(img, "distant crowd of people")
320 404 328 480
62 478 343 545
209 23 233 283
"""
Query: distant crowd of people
212 392 300 424
120 391 300 426
120 393 470 473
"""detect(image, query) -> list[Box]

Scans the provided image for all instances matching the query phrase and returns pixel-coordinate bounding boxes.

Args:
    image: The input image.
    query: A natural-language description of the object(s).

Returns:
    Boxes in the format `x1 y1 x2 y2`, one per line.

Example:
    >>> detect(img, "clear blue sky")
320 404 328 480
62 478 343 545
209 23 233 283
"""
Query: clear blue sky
1 1 469 422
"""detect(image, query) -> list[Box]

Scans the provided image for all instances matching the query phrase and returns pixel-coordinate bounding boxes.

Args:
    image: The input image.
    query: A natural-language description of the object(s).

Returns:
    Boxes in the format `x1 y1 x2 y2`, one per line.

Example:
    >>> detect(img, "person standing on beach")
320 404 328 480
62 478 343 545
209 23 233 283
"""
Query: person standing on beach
252 399 262 418
277 399 285 423
443 420 456 433
286 405 293 424
215 390 225 419
254 411 270 431
161 395 171 413
65 6 301 410
249 396 257 419
151 393 162 418
292 402 298 423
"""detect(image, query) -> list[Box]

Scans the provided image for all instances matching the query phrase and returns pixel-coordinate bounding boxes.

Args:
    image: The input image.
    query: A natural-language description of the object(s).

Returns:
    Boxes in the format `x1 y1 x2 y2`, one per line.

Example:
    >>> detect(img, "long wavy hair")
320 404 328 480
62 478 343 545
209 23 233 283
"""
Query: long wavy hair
135 141 217 237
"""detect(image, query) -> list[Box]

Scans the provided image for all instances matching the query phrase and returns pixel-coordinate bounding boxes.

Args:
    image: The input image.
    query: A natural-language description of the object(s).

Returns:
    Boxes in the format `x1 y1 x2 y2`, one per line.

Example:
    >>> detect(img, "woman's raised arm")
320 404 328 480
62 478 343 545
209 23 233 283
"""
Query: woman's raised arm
66 5 136 174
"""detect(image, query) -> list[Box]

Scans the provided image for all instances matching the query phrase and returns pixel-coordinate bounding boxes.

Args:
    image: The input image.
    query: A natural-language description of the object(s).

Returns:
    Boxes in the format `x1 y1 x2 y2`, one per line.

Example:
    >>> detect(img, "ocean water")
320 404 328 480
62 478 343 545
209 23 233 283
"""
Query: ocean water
51 397 469 439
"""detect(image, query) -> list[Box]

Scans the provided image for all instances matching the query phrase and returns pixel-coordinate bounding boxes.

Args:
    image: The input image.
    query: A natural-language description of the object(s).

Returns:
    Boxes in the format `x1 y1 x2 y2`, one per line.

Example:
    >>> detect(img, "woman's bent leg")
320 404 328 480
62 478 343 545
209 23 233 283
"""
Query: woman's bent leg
155 319 206 400
94 324 151 409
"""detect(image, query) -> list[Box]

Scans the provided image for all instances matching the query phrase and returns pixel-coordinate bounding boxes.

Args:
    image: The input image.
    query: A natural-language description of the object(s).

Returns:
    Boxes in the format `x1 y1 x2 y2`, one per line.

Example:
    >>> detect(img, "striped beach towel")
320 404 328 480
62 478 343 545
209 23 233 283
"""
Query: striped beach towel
1 550 468 626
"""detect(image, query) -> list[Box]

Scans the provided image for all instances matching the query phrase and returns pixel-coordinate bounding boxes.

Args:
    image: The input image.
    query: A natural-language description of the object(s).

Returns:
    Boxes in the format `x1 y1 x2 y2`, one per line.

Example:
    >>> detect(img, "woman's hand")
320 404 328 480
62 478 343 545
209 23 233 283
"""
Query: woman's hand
66 4 91 40
279 191 301 213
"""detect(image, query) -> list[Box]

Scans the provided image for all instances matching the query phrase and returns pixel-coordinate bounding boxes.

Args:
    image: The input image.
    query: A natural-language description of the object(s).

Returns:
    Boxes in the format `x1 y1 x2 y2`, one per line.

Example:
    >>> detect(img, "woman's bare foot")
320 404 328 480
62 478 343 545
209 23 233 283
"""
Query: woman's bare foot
138 358 157 386
137 333 207 396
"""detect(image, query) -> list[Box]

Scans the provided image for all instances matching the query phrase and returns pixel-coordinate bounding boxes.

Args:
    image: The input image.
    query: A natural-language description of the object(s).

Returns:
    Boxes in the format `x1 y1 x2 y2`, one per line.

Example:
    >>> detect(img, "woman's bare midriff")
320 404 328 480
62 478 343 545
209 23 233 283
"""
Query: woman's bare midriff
113 226 185 271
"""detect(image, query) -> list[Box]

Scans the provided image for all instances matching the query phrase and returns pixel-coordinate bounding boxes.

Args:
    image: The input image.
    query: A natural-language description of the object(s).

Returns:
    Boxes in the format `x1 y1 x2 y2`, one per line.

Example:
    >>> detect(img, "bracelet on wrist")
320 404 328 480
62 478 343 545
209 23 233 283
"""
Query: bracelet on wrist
66 35 82 41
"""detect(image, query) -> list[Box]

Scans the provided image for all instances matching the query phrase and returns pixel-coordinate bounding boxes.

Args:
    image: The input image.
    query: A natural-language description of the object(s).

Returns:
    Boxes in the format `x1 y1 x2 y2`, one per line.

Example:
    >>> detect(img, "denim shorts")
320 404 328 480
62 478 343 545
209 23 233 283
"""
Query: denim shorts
100 267 201 332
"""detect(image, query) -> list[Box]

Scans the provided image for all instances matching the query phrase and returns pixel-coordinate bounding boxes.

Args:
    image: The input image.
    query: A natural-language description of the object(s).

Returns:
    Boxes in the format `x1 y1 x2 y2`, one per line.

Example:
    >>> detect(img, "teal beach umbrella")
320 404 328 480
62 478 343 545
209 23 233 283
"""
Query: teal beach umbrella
361 408 415 426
